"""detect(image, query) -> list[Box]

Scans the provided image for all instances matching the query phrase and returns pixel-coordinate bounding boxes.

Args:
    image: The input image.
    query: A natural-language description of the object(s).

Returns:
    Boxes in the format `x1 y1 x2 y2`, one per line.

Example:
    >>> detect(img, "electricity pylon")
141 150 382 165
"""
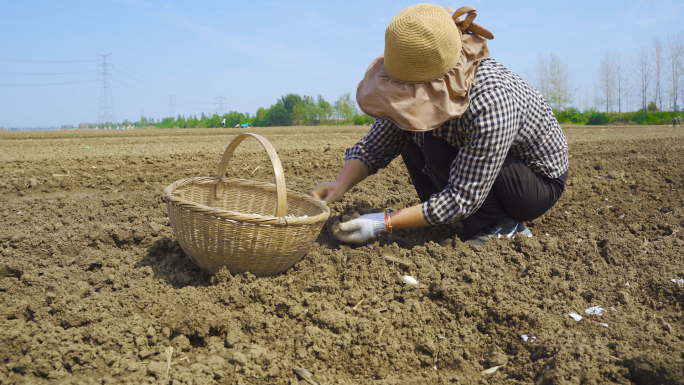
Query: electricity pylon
215 94 226 115
97 54 117 125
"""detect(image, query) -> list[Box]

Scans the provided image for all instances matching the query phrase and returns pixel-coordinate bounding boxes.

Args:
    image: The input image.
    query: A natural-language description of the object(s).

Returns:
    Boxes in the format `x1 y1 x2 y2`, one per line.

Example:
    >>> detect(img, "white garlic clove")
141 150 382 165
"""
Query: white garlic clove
482 365 504 375
401 276 419 285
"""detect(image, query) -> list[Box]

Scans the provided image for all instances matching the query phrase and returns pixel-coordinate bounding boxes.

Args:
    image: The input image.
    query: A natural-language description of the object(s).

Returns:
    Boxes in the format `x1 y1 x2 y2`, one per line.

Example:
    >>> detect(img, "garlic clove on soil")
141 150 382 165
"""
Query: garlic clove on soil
585 306 605 316
401 275 419 285
482 365 504 375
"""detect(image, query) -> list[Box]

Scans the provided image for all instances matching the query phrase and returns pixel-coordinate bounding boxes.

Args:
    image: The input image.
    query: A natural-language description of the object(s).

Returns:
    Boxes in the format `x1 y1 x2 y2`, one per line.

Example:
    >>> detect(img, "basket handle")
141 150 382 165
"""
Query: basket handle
214 133 287 218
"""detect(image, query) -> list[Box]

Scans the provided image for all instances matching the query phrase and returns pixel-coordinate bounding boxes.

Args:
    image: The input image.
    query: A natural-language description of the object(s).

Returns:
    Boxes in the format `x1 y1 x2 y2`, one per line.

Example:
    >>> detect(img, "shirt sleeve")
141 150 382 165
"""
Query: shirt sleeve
422 87 519 225
345 119 412 175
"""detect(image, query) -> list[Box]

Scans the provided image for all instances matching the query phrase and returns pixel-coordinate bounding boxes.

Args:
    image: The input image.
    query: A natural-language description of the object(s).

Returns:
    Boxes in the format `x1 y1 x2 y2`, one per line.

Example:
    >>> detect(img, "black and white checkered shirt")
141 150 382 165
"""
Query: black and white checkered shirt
346 57 569 225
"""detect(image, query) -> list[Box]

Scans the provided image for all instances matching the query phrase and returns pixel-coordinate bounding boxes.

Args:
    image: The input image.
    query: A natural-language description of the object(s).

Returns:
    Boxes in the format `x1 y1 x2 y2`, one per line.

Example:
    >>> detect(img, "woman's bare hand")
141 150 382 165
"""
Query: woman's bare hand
312 159 369 204
312 181 345 204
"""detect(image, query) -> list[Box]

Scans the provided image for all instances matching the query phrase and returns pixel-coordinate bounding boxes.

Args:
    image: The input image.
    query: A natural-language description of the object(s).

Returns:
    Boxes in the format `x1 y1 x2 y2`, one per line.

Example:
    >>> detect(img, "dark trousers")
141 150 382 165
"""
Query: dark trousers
401 131 567 237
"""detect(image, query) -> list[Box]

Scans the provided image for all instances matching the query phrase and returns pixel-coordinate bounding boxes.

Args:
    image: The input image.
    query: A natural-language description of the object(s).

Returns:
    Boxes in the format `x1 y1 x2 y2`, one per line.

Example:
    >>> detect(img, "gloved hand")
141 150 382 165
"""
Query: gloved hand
333 212 387 244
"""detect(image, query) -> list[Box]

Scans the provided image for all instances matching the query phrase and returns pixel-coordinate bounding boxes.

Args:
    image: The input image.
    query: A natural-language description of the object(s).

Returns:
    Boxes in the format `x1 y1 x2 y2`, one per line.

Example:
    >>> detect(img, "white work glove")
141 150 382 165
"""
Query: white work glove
334 212 387 244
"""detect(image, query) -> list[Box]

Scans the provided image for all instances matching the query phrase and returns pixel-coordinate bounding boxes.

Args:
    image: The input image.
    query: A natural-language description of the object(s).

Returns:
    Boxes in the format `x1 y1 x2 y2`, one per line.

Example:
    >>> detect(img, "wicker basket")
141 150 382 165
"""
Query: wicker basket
163 133 329 276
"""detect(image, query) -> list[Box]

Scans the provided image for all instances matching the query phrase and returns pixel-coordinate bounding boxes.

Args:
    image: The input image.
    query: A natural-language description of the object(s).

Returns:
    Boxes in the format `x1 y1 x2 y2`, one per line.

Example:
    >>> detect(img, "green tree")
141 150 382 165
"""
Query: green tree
200 112 211 127
209 113 221 128
176 115 187 128
294 95 319 125
278 94 303 125
353 113 375 125
334 92 356 123
317 95 332 123
254 107 270 127
224 111 247 127
270 102 289 126
587 112 608 125
647 101 659 113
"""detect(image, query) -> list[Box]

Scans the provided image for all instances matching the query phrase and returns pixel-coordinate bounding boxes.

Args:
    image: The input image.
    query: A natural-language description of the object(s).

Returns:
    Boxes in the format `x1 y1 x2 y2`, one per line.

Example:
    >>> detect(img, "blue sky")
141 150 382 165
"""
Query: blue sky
1 0 682 127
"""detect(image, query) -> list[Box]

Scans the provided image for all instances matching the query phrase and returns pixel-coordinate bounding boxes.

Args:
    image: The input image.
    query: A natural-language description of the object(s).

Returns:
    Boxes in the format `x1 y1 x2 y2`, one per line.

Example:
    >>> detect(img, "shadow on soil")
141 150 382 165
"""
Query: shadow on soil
138 236 212 289
136 208 466 290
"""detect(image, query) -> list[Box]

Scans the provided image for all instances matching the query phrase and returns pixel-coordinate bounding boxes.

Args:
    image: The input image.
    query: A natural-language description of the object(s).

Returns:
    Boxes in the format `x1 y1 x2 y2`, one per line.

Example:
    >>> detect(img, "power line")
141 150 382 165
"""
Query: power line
110 67 213 104
0 70 98 75
97 53 117 124
111 78 215 109
112 78 181 104
110 74 213 105
0 58 98 63
111 59 214 99
169 95 175 118
110 81 217 117
152 105 169 117
0 79 98 86
110 83 171 105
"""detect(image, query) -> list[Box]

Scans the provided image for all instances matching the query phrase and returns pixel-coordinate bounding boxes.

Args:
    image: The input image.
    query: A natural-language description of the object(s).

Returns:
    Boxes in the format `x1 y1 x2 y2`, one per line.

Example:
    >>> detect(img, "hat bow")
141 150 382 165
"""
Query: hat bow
444 5 495 40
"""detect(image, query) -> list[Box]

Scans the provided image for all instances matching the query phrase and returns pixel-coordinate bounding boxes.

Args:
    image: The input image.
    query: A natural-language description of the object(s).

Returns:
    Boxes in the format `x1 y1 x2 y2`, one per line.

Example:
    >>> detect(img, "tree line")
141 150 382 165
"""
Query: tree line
122 30 684 130
535 31 684 125
132 92 374 129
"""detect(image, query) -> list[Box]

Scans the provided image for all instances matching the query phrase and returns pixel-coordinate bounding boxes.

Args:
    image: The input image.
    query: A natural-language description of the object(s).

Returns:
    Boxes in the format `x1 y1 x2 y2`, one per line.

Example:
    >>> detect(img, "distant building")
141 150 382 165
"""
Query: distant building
78 123 95 130
61 125 73 130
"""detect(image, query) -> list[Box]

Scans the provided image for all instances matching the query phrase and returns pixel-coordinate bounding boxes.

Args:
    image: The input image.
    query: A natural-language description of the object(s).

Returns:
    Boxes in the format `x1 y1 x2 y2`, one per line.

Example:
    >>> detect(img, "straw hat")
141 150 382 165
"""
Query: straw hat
357 4 494 132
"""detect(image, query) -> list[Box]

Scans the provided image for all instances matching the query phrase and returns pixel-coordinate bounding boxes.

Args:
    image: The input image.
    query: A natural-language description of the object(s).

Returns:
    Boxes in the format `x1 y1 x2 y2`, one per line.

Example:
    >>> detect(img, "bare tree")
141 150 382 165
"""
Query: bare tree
666 32 684 112
584 85 591 111
548 54 574 111
593 83 601 110
627 86 636 113
614 53 630 121
624 86 632 113
577 86 589 111
577 87 582 111
633 45 651 112
535 53 550 100
680 65 684 114
522 69 534 85
652 37 664 111
598 52 616 120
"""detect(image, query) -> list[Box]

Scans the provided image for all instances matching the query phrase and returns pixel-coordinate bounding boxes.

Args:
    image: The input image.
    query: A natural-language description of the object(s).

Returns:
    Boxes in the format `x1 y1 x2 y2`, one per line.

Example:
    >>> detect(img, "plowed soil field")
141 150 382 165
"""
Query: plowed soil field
1 125 683 384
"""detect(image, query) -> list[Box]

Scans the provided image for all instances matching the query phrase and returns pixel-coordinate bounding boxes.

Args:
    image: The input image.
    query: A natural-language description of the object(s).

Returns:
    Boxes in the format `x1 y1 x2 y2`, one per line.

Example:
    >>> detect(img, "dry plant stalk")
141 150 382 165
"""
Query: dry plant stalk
482 364 504 375
433 335 445 370
164 346 174 383
383 255 415 269
293 367 319 385
376 327 385 342
352 298 365 310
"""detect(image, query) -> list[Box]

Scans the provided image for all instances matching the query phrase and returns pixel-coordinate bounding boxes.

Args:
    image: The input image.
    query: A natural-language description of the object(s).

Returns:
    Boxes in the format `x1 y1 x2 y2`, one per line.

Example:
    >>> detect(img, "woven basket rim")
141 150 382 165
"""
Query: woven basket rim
163 176 330 226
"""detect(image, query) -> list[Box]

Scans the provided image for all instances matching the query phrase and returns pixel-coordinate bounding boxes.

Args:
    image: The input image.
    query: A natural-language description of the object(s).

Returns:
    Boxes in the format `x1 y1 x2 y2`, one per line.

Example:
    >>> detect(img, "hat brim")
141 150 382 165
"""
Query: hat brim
356 34 490 132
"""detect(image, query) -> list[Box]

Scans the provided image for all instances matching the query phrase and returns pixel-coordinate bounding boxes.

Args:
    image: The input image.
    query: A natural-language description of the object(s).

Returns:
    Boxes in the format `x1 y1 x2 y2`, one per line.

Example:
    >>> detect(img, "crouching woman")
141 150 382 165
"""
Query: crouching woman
313 4 568 246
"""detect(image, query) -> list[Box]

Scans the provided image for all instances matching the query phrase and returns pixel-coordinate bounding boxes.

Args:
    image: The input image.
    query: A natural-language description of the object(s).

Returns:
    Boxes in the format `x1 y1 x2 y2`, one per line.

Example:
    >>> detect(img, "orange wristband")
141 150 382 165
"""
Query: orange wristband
384 211 393 233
